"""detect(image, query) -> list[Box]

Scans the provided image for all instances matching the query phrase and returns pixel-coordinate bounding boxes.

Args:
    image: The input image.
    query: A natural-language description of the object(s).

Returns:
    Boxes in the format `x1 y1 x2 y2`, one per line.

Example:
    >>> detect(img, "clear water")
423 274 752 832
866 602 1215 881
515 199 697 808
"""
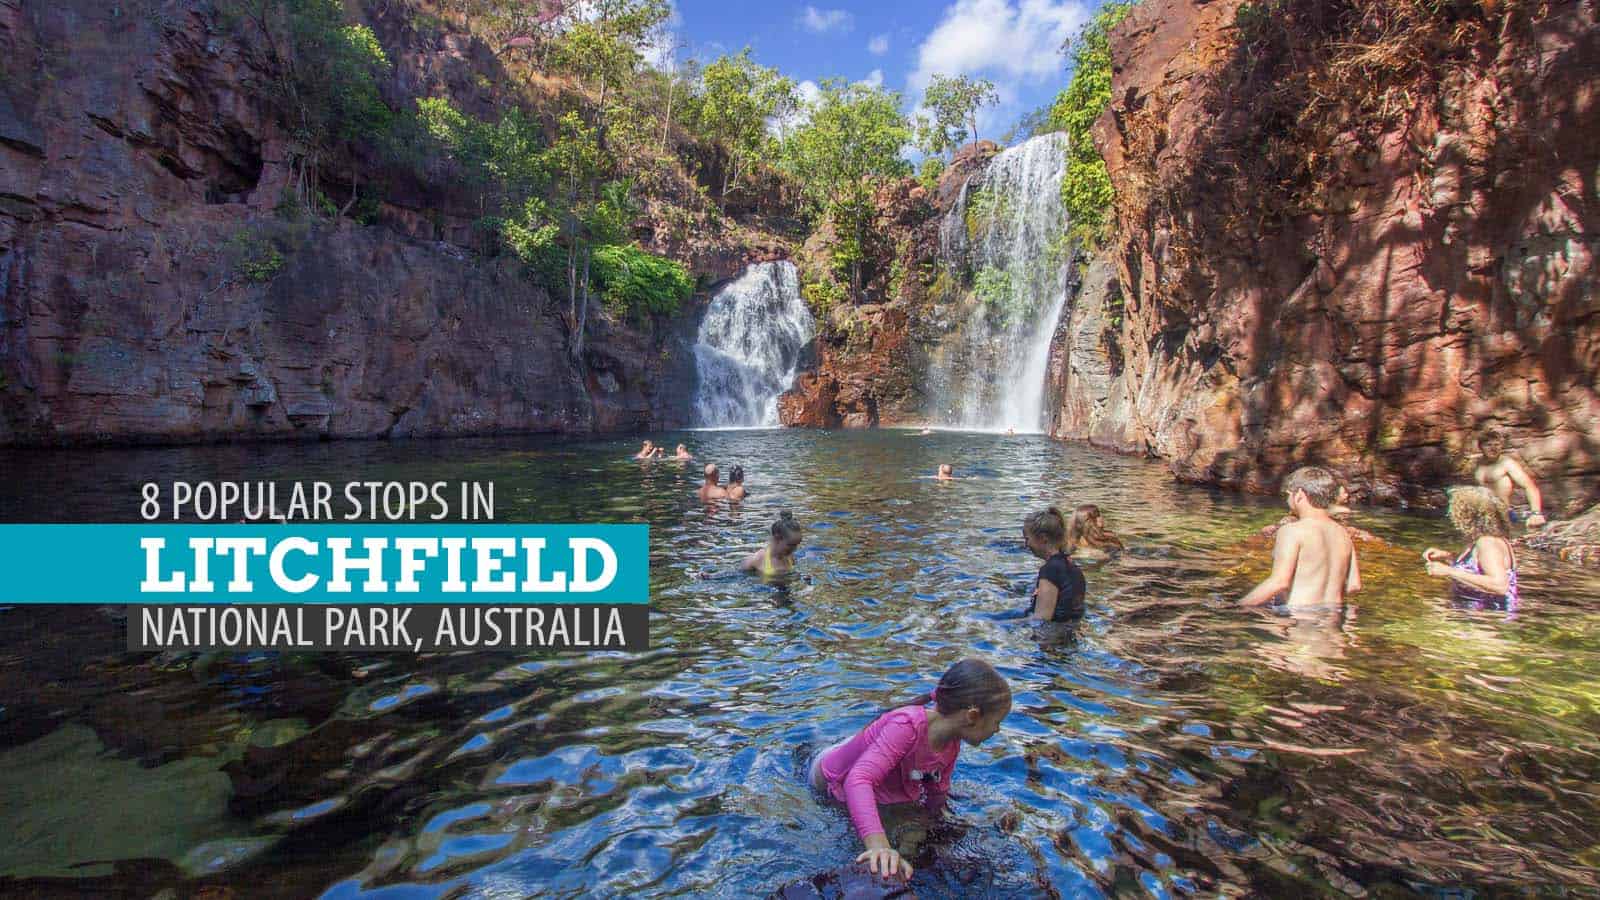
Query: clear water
2 430 1598 897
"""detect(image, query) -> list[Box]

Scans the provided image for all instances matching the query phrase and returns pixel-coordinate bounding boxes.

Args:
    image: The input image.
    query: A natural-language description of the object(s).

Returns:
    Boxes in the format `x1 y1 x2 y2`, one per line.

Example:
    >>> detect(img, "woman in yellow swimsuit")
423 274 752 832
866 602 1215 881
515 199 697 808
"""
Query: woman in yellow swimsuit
741 511 804 578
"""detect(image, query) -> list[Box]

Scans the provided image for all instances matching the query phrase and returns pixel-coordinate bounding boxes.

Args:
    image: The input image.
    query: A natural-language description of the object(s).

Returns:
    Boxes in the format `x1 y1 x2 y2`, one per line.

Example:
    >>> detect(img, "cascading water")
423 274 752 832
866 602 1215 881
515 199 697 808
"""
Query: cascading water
692 261 814 427
928 132 1074 432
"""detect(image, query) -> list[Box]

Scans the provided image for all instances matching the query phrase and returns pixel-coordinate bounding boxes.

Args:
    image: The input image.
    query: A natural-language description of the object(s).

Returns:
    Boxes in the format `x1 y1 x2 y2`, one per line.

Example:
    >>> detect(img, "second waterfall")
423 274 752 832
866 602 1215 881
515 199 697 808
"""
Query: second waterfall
928 133 1074 432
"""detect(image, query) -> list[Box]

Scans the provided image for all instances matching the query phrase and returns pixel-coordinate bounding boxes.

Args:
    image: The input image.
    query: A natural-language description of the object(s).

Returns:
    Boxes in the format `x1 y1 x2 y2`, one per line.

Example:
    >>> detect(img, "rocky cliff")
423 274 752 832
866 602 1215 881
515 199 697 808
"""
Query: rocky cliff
0 0 764 445
1047 0 1600 506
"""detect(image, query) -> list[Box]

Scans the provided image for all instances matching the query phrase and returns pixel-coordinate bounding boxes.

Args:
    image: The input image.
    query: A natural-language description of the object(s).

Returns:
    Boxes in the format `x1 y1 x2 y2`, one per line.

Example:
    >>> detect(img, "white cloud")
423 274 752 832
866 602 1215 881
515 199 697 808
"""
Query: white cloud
770 79 824 137
799 5 852 34
908 0 1090 143
868 34 890 55
859 68 885 89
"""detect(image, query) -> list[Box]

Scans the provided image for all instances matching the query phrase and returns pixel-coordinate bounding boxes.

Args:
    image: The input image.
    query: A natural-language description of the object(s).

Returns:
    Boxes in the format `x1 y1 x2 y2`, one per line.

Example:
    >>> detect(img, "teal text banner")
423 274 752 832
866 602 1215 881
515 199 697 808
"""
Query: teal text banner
0 525 649 604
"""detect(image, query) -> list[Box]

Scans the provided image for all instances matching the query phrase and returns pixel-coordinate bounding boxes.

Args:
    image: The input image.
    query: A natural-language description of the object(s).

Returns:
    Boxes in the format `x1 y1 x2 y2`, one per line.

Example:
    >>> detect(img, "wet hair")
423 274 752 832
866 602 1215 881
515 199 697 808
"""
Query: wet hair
1068 504 1124 552
1023 507 1067 549
938 463 953 475
1478 428 1505 452
1282 467 1339 509
893 658 1012 719
703 463 719 480
771 510 802 542
729 465 745 484
1448 486 1510 540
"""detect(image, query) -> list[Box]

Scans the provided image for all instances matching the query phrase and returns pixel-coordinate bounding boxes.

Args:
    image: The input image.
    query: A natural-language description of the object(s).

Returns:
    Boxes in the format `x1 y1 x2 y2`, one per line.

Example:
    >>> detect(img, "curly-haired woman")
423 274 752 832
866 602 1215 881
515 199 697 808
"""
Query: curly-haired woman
1424 486 1519 606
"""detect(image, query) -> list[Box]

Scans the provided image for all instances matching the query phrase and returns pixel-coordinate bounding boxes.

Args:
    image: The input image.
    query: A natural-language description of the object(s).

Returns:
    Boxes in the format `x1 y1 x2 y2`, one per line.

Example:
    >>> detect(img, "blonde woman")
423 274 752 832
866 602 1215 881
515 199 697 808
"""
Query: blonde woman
1424 486 1519 605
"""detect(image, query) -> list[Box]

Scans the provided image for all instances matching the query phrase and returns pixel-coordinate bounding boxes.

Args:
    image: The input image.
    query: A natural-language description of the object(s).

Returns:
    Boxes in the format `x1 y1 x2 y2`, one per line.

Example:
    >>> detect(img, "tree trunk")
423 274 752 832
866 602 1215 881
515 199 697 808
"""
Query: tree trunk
573 250 590 362
340 167 360 218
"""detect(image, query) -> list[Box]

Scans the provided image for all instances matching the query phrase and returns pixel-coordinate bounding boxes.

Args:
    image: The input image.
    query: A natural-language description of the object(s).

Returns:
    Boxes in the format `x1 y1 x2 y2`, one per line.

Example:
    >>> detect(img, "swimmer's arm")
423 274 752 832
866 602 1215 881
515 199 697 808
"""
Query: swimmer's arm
1032 580 1059 620
738 549 762 572
1346 547 1362 595
1505 457 1544 518
841 722 917 848
1240 527 1298 606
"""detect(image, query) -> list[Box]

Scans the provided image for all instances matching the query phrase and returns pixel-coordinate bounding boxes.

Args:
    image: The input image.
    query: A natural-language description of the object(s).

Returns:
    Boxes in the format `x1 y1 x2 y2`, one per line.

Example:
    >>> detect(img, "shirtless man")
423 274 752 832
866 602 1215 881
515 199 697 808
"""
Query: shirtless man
634 440 656 460
1240 466 1361 607
674 444 694 461
698 463 728 502
1473 429 1546 528
935 463 955 481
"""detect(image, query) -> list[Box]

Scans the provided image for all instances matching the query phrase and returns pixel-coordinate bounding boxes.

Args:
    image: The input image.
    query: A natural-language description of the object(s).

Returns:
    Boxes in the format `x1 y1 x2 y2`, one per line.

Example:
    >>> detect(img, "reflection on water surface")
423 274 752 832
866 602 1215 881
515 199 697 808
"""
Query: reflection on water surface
1 430 1598 897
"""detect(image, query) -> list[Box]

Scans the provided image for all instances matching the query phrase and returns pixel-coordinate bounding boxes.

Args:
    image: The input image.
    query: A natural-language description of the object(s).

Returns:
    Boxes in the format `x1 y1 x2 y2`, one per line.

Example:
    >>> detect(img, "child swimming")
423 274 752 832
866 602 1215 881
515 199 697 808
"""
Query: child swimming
809 658 1012 880
741 511 803 577
1240 466 1361 608
1023 507 1087 621
726 465 748 501
1067 504 1124 560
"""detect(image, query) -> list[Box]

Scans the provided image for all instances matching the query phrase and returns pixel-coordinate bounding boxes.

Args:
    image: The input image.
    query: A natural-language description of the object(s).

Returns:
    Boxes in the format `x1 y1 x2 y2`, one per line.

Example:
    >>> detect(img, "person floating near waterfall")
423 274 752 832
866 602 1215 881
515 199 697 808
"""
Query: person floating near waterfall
1067 504 1125 563
726 465 748 501
1473 428 1547 528
674 444 694 461
741 511 803 578
1239 467 1362 608
634 440 656 460
808 658 1012 881
935 464 955 481
1023 507 1087 621
698 463 728 502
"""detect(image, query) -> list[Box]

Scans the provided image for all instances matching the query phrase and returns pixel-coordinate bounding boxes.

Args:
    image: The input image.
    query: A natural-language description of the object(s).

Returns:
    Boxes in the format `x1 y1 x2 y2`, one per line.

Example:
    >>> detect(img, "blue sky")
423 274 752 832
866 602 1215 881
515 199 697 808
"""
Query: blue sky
657 0 1108 146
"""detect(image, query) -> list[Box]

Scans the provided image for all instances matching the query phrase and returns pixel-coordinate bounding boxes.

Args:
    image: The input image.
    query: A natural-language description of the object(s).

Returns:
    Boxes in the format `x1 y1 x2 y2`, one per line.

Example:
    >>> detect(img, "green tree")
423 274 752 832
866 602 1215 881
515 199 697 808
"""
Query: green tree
780 79 911 299
916 73 998 159
1049 1 1135 245
547 0 670 140
225 0 393 211
694 49 797 211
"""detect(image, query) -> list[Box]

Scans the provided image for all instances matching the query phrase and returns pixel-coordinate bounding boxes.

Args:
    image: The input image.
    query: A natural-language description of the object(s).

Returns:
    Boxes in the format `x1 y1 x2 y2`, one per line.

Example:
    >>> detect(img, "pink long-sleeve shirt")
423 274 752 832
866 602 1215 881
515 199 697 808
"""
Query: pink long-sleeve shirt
818 704 960 841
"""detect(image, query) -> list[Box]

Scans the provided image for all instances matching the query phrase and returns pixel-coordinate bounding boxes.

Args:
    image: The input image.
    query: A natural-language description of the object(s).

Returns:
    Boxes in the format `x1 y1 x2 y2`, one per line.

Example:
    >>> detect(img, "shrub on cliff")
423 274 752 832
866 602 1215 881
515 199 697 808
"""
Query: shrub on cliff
1049 2 1135 247
591 245 694 321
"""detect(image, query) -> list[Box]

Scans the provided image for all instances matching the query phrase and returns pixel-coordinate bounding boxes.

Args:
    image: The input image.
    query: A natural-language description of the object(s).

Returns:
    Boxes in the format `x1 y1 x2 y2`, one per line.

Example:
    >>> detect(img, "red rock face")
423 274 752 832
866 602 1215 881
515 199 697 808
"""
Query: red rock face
1050 0 1600 506
0 0 699 445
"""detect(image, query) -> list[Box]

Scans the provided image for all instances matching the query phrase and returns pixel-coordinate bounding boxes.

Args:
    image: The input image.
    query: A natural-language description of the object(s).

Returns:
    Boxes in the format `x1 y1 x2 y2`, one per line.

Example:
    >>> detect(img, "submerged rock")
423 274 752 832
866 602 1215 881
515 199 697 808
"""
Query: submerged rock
771 865 918 899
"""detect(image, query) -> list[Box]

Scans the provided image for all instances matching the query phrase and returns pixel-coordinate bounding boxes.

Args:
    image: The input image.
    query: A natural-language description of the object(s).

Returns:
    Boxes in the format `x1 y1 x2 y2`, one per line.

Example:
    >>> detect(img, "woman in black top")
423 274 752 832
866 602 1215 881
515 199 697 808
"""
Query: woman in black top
1023 507 1087 621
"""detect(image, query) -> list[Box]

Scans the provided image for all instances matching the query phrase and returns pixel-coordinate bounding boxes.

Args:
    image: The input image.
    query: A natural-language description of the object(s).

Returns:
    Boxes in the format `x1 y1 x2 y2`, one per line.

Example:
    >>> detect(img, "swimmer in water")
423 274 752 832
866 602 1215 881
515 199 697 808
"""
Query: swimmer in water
726 465 748 501
1006 428 1016 436
1424 486 1519 606
653 445 666 458
1473 427 1546 528
1261 481 1380 543
741 511 803 577
1240 466 1361 608
634 440 655 460
918 427 933 436
935 463 955 481
698 464 728 502
809 658 1012 880
675 444 694 461
1023 507 1087 621
1067 504 1124 561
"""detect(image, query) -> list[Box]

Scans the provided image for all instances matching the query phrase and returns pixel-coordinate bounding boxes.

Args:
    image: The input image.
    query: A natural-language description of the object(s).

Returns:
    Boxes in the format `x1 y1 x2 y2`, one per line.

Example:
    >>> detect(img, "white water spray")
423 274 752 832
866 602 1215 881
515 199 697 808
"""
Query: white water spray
692 261 815 427
929 133 1074 432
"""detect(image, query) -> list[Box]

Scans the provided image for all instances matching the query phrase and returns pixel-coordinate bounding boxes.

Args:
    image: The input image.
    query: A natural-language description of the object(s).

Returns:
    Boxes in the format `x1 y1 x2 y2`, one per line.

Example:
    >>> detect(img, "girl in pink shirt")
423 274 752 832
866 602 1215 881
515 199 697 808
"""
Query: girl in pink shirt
808 658 1013 880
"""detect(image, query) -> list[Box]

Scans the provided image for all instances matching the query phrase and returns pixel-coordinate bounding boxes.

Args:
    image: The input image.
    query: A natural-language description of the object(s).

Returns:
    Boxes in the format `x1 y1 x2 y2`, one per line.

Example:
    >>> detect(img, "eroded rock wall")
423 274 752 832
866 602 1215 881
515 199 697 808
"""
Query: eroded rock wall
1049 0 1600 505
0 0 696 445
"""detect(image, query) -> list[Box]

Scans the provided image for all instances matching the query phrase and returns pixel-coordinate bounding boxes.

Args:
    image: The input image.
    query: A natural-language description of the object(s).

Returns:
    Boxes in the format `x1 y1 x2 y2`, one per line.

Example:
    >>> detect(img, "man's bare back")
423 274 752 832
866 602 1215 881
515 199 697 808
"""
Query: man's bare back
1241 467 1362 609
1275 516 1359 606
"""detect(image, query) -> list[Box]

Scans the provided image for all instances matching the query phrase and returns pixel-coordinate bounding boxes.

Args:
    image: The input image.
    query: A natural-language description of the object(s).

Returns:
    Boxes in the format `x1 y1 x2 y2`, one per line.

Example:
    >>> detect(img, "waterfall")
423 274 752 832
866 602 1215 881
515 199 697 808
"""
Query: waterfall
928 133 1074 432
692 261 815 427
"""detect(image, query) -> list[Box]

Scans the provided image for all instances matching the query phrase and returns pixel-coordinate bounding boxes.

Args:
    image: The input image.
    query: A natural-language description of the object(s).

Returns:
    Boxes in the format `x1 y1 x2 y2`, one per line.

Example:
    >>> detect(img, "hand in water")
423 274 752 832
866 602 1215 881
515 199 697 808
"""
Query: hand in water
856 846 912 879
